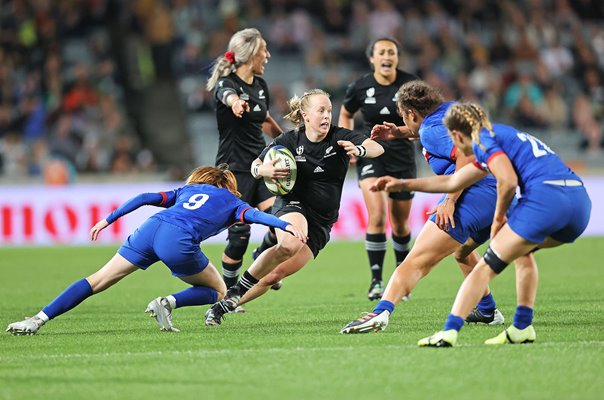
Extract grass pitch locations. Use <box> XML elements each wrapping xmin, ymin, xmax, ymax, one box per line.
<box><xmin>1</xmin><ymin>238</ymin><xmax>603</xmax><ymax>400</ymax></box>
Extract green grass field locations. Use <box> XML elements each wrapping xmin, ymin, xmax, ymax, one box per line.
<box><xmin>1</xmin><ymin>238</ymin><xmax>603</xmax><ymax>400</ymax></box>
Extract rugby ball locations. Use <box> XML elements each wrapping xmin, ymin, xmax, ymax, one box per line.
<box><xmin>263</xmin><ymin>145</ymin><xmax>297</xmax><ymax>195</ymax></box>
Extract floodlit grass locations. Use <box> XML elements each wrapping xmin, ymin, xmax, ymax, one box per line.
<box><xmin>1</xmin><ymin>239</ymin><xmax>603</xmax><ymax>400</ymax></box>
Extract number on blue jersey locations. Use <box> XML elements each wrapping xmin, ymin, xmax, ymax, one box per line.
<box><xmin>183</xmin><ymin>194</ymin><xmax>209</xmax><ymax>210</ymax></box>
<box><xmin>516</xmin><ymin>132</ymin><xmax>554</xmax><ymax>158</ymax></box>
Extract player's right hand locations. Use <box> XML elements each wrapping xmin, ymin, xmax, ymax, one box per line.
<box><xmin>90</xmin><ymin>219</ymin><xmax>109</xmax><ymax>241</ymax></box>
<box><xmin>262</xmin><ymin>158</ymin><xmax>289</xmax><ymax>179</ymax></box>
<box><xmin>231</xmin><ymin>98</ymin><xmax>250</xmax><ymax>117</ymax></box>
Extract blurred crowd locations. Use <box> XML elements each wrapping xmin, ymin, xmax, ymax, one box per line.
<box><xmin>1</xmin><ymin>0</ymin><xmax>603</xmax><ymax>181</ymax></box>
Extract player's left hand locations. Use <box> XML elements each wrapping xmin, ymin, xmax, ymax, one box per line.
<box><xmin>337</xmin><ymin>140</ymin><xmax>360</xmax><ymax>158</ymax></box>
<box><xmin>427</xmin><ymin>197</ymin><xmax>456</xmax><ymax>231</ymax></box>
<box><xmin>90</xmin><ymin>219</ymin><xmax>109</xmax><ymax>241</ymax></box>
<box><xmin>284</xmin><ymin>224</ymin><xmax>307</xmax><ymax>243</ymax></box>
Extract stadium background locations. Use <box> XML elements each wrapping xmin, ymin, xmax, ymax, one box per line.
<box><xmin>1</xmin><ymin>0</ymin><xmax>603</xmax><ymax>246</ymax></box>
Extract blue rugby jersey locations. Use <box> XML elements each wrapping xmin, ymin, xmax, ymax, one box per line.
<box><xmin>106</xmin><ymin>184</ymin><xmax>288</xmax><ymax>242</ymax></box>
<box><xmin>472</xmin><ymin>124</ymin><xmax>580</xmax><ymax>193</ymax></box>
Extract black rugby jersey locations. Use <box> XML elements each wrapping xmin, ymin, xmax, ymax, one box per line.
<box><xmin>342</xmin><ymin>70</ymin><xmax>417</xmax><ymax>162</ymax></box>
<box><xmin>259</xmin><ymin>125</ymin><xmax>367</xmax><ymax>225</ymax></box>
<box><xmin>214</xmin><ymin>73</ymin><xmax>271</xmax><ymax>172</ymax></box>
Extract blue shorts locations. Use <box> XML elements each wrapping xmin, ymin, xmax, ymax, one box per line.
<box><xmin>118</xmin><ymin>217</ymin><xmax>209</xmax><ymax>277</ymax></box>
<box><xmin>430</xmin><ymin>183</ymin><xmax>497</xmax><ymax>245</ymax></box>
<box><xmin>508</xmin><ymin>184</ymin><xmax>591</xmax><ymax>244</ymax></box>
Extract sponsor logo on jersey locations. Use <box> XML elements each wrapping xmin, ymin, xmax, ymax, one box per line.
<box><xmin>379</xmin><ymin>107</ymin><xmax>390</xmax><ymax>115</ymax></box>
<box><xmin>258</xmin><ymin>89</ymin><xmax>265</xmax><ymax>99</ymax></box>
<box><xmin>253</xmin><ymin>104</ymin><xmax>261</xmax><ymax>111</ymax></box>
<box><xmin>324</xmin><ymin>145</ymin><xmax>336</xmax><ymax>158</ymax></box>
<box><xmin>218</xmin><ymin>80</ymin><xmax>224</xmax><ymax>87</ymax></box>
<box><xmin>392</xmin><ymin>92</ymin><xmax>398</xmax><ymax>102</ymax></box>
<box><xmin>361</xmin><ymin>164</ymin><xmax>374</xmax><ymax>176</ymax></box>
<box><xmin>364</xmin><ymin>87</ymin><xmax>376</xmax><ymax>104</ymax></box>
<box><xmin>240</xmin><ymin>91</ymin><xmax>249</xmax><ymax>101</ymax></box>
<box><xmin>313</xmin><ymin>166</ymin><xmax>324</xmax><ymax>173</ymax></box>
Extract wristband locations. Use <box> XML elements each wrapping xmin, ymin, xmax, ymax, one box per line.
<box><xmin>356</xmin><ymin>145</ymin><xmax>367</xmax><ymax>158</ymax></box>
<box><xmin>251</xmin><ymin>163</ymin><xmax>261</xmax><ymax>179</ymax></box>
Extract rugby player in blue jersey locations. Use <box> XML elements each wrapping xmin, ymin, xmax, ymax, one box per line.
<box><xmin>6</xmin><ymin>164</ymin><xmax>305</xmax><ymax>335</ymax></box>
<box><xmin>341</xmin><ymin>80</ymin><xmax>536</xmax><ymax>334</ymax></box>
<box><xmin>373</xmin><ymin>102</ymin><xmax>591</xmax><ymax>346</ymax></box>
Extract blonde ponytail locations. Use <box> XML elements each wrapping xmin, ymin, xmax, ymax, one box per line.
<box><xmin>206</xmin><ymin>28</ymin><xmax>264</xmax><ymax>91</ymax></box>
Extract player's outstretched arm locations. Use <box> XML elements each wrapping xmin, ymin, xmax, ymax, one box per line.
<box><xmin>371</xmin><ymin>163</ymin><xmax>487</xmax><ymax>193</ymax></box>
<box><xmin>337</xmin><ymin>139</ymin><xmax>384</xmax><ymax>158</ymax></box>
<box><xmin>241</xmin><ymin>208</ymin><xmax>306</xmax><ymax>243</ymax></box>
<box><xmin>370</xmin><ymin>122</ymin><xmax>419</xmax><ymax>141</ymax></box>
<box><xmin>91</xmin><ymin>192</ymin><xmax>167</xmax><ymax>240</ymax></box>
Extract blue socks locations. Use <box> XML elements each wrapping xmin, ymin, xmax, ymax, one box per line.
<box><xmin>513</xmin><ymin>305</ymin><xmax>533</xmax><ymax>329</ymax></box>
<box><xmin>477</xmin><ymin>293</ymin><xmax>496</xmax><ymax>316</ymax></box>
<box><xmin>42</xmin><ymin>278</ymin><xmax>93</xmax><ymax>320</ymax></box>
<box><xmin>443</xmin><ymin>313</ymin><xmax>465</xmax><ymax>332</ymax></box>
<box><xmin>172</xmin><ymin>286</ymin><xmax>218</xmax><ymax>308</ymax></box>
<box><xmin>373</xmin><ymin>300</ymin><xmax>395</xmax><ymax>315</ymax></box>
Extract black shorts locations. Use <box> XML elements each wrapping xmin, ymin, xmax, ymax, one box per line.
<box><xmin>234</xmin><ymin>171</ymin><xmax>274</xmax><ymax>208</ymax></box>
<box><xmin>272</xmin><ymin>199</ymin><xmax>331</xmax><ymax>258</ymax></box>
<box><xmin>356</xmin><ymin>156</ymin><xmax>416</xmax><ymax>200</ymax></box>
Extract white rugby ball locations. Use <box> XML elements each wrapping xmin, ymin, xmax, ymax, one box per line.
<box><xmin>263</xmin><ymin>145</ymin><xmax>297</xmax><ymax>195</ymax></box>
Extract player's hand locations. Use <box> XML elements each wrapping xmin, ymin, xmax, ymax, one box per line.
<box><xmin>370</xmin><ymin>122</ymin><xmax>399</xmax><ymax>141</ymax></box>
<box><xmin>90</xmin><ymin>219</ymin><xmax>109</xmax><ymax>241</ymax></box>
<box><xmin>261</xmin><ymin>158</ymin><xmax>289</xmax><ymax>179</ymax></box>
<box><xmin>336</xmin><ymin>140</ymin><xmax>360</xmax><ymax>158</ymax></box>
<box><xmin>427</xmin><ymin>197</ymin><xmax>456</xmax><ymax>231</ymax></box>
<box><xmin>490</xmin><ymin>215</ymin><xmax>507</xmax><ymax>239</ymax></box>
<box><xmin>231</xmin><ymin>98</ymin><xmax>250</xmax><ymax>118</ymax></box>
<box><xmin>370</xmin><ymin>176</ymin><xmax>406</xmax><ymax>192</ymax></box>
<box><xmin>284</xmin><ymin>224</ymin><xmax>307</xmax><ymax>243</ymax></box>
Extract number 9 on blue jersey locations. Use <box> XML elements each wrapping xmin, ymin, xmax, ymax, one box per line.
<box><xmin>264</xmin><ymin>145</ymin><xmax>297</xmax><ymax>195</ymax></box>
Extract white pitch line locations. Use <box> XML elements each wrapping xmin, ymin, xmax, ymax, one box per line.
<box><xmin>1</xmin><ymin>341</ymin><xmax>603</xmax><ymax>361</ymax></box>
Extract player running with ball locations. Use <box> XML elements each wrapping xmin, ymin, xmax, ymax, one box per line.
<box><xmin>204</xmin><ymin>89</ymin><xmax>384</xmax><ymax>326</ymax></box>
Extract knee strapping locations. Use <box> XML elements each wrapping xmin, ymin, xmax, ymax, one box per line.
<box><xmin>225</xmin><ymin>224</ymin><xmax>251</xmax><ymax>260</ymax></box>
<box><xmin>483</xmin><ymin>246</ymin><xmax>509</xmax><ymax>274</ymax></box>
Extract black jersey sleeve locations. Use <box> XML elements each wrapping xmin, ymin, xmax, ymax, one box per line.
<box><xmin>342</xmin><ymin>80</ymin><xmax>361</xmax><ymax>114</ymax></box>
<box><xmin>215</xmin><ymin>76</ymin><xmax>238</xmax><ymax>105</ymax></box>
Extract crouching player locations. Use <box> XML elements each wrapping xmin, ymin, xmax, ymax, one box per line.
<box><xmin>6</xmin><ymin>164</ymin><xmax>305</xmax><ymax>335</ymax></box>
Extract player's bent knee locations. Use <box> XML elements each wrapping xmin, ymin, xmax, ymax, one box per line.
<box><xmin>484</xmin><ymin>246</ymin><xmax>509</xmax><ymax>274</ymax></box>
<box><xmin>274</xmin><ymin>240</ymin><xmax>303</xmax><ymax>259</ymax></box>
<box><xmin>224</xmin><ymin>224</ymin><xmax>251</xmax><ymax>260</ymax></box>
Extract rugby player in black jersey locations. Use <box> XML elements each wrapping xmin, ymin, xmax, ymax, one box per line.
<box><xmin>339</xmin><ymin>37</ymin><xmax>418</xmax><ymax>300</ymax></box>
<box><xmin>205</xmin><ymin>89</ymin><xmax>384</xmax><ymax>325</ymax></box>
<box><xmin>206</xmin><ymin>28</ymin><xmax>283</xmax><ymax>295</ymax></box>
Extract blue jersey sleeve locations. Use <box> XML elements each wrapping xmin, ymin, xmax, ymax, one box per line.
<box><xmin>235</xmin><ymin>203</ymin><xmax>289</xmax><ymax>231</ymax></box>
<box><xmin>473</xmin><ymin>129</ymin><xmax>505</xmax><ymax>168</ymax></box>
<box><xmin>105</xmin><ymin>190</ymin><xmax>177</xmax><ymax>224</ymax></box>
<box><xmin>421</xmin><ymin>124</ymin><xmax>455</xmax><ymax>159</ymax></box>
